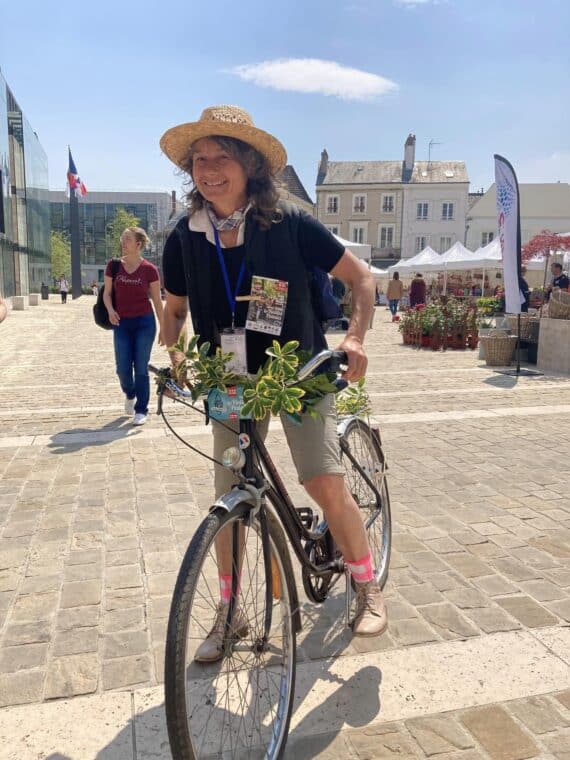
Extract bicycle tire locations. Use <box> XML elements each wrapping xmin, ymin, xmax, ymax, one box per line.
<box><xmin>165</xmin><ymin>504</ymin><xmax>297</xmax><ymax>760</ymax></box>
<box><xmin>339</xmin><ymin>418</ymin><xmax>392</xmax><ymax>589</ymax></box>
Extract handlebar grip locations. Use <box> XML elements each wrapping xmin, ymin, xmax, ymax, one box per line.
<box><xmin>327</xmin><ymin>351</ymin><xmax>349</xmax><ymax>373</ymax></box>
<box><xmin>148</xmin><ymin>364</ymin><xmax>160</xmax><ymax>375</ymax></box>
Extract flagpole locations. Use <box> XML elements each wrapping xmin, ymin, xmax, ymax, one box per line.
<box><xmin>69</xmin><ymin>189</ymin><xmax>82</xmax><ymax>299</ymax></box>
<box><xmin>68</xmin><ymin>146</ymin><xmax>82</xmax><ymax>299</ymax></box>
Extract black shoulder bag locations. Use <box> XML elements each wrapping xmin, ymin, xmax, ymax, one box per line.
<box><xmin>93</xmin><ymin>259</ymin><xmax>120</xmax><ymax>330</ymax></box>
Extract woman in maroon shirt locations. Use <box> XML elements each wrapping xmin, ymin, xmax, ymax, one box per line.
<box><xmin>103</xmin><ymin>227</ymin><xmax>163</xmax><ymax>425</ymax></box>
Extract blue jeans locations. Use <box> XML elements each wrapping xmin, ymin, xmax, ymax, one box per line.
<box><xmin>113</xmin><ymin>313</ymin><xmax>156</xmax><ymax>414</ymax></box>
<box><xmin>389</xmin><ymin>299</ymin><xmax>400</xmax><ymax>316</ymax></box>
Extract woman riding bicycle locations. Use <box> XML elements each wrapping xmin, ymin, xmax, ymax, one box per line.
<box><xmin>160</xmin><ymin>105</ymin><xmax>387</xmax><ymax>662</ymax></box>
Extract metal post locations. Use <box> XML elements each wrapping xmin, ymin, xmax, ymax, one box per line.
<box><xmin>69</xmin><ymin>191</ymin><xmax>82</xmax><ymax>299</ymax></box>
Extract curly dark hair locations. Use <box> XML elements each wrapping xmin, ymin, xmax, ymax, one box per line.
<box><xmin>179</xmin><ymin>136</ymin><xmax>282</xmax><ymax>230</ymax></box>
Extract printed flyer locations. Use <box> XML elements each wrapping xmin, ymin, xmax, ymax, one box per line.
<box><xmin>245</xmin><ymin>276</ymin><xmax>288</xmax><ymax>336</ymax></box>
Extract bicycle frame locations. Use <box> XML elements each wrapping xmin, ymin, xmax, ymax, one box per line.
<box><xmin>218</xmin><ymin>413</ymin><xmax>385</xmax><ymax>569</ymax></box>
<box><xmin>220</xmin><ymin>418</ymin><xmax>343</xmax><ymax>578</ymax></box>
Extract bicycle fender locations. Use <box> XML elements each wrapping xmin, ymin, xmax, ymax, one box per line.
<box><xmin>211</xmin><ymin>486</ymin><xmax>258</xmax><ymax>514</ymax></box>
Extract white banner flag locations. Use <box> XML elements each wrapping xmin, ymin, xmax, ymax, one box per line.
<box><xmin>494</xmin><ymin>155</ymin><xmax>522</xmax><ymax>314</ymax></box>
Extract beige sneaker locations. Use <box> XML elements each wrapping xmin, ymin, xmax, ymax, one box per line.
<box><xmin>352</xmin><ymin>581</ymin><xmax>388</xmax><ymax>637</ymax></box>
<box><xmin>194</xmin><ymin>602</ymin><xmax>249</xmax><ymax>663</ymax></box>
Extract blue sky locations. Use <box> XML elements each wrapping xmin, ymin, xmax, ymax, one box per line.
<box><xmin>2</xmin><ymin>0</ymin><xmax>569</xmax><ymax>200</ymax></box>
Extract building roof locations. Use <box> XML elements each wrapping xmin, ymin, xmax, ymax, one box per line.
<box><xmin>469</xmin><ymin>183</ymin><xmax>570</xmax><ymax>218</ymax></box>
<box><xmin>318</xmin><ymin>160</ymin><xmax>468</xmax><ymax>186</ymax></box>
<box><xmin>48</xmin><ymin>190</ymin><xmax>173</xmax><ymax>203</ymax></box>
<box><xmin>278</xmin><ymin>165</ymin><xmax>314</xmax><ymax>205</ymax></box>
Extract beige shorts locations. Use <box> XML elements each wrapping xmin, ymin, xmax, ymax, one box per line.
<box><xmin>212</xmin><ymin>394</ymin><xmax>344</xmax><ymax>498</ymax></box>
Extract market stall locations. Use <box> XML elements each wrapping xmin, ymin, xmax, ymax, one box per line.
<box><xmin>333</xmin><ymin>234</ymin><xmax>372</xmax><ymax>262</ymax></box>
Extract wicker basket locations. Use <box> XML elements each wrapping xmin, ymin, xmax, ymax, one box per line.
<box><xmin>549</xmin><ymin>290</ymin><xmax>570</xmax><ymax>320</ymax></box>
<box><xmin>506</xmin><ymin>314</ymin><xmax>537</xmax><ymax>339</ymax></box>
<box><xmin>555</xmin><ymin>289</ymin><xmax>570</xmax><ymax>304</ymax></box>
<box><xmin>479</xmin><ymin>330</ymin><xmax>518</xmax><ymax>366</ymax></box>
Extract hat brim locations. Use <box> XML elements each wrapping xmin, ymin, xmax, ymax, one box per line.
<box><xmin>160</xmin><ymin>120</ymin><xmax>287</xmax><ymax>174</ymax></box>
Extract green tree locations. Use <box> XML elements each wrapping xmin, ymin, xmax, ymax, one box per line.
<box><xmin>51</xmin><ymin>231</ymin><xmax>71</xmax><ymax>280</ymax></box>
<box><xmin>107</xmin><ymin>208</ymin><xmax>141</xmax><ymax>257</ymax></box>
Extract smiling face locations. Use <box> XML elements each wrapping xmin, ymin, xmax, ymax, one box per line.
<box><xmin>191</xmin><ymin>137</ymin><xmax>248</xmax><ymax>216</ymax></box>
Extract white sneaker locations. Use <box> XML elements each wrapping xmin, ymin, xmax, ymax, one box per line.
<box><xmin>132</xmin><ymin>413</ymin><xmax>147</xmax><ymax>426</ymax></box>
<box><xmin>124</xmin><ymin>397</ymin><xmax>135</xmax><ymax>415</ymax></box>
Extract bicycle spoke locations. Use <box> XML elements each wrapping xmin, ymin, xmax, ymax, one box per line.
<box><xmin>178</xmin><ymin>510</ymin><xmax>294</xmax><ymax>758</ymax></box>
<box><xmin>340</xmin><ymin>421</ymin><xmax>391</xmax><ymax>586</ymax></box>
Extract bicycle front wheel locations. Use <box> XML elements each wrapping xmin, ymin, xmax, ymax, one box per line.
<box><xmin>165</xmin><ymin>504</ymin><xmax>296</xmax><ymax>760</ymax></box>
<box><xmin>339</xmin><ymin>418</ymin><xmax>392</xmax><ymax>589</ymax></box>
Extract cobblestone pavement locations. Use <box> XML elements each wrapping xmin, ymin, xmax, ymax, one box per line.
<box><xmin>1</xmin><ymin>296</ymin><xmax>570</xmax><ymax>758</ymax></box>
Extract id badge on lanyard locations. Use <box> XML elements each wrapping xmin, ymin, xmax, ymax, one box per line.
<box><xmin>214</xmin><ymin>227</ymin><xmax>248</xmax><ymax>375</ymax></box>
<box><xmin>221</xmin><ymin>328</ymin><xmax>248</xmax><ymax>375</ymax></box>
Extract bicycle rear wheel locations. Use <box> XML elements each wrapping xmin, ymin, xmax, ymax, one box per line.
<box><xmin>165</xmin><ymin>504</ymin><xmax>296</xmax><ymax>760</ymax></box>
<box><xmin>339</xmin><ymin>418</ymin><xmax>391</xmax><ymax>589</ymax></box>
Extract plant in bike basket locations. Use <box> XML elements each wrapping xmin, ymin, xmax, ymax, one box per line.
<box><xmin>335</xmin><ymin>378</ymin><xmax>372</xmax><ymax>418</ymax></box>
<box><xmin>167</xmin><ymin>335</ymin><xmax>344</xmax><ymax>421</ymax></box>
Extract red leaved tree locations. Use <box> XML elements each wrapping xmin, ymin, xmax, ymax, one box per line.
<box><xmin>522</xmin><ymin>230</ymin><xmax>570</xmax><ymax>262</ymax></box>
<box><xmin>522</xmin><ymin>230</ymin><xmax>570</xmax><ymax>311</ymax></box>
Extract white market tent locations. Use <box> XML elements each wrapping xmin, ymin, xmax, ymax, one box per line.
<box><xmin>421</xmin><ymin>242</ymin><xmax>479</xmax><ymax>272</ymax></box>
<box><xmin>387</xmin><ymin>246</ymin><xmax>442</xmax><ymax>273</ymax></box>
<box><xmin>370</xmin><ymin>265</ymin><xmax>389</xmax><ymax>279</ymax></box>
<box><xmin>334</xmin><ymin>234</ymin><xmax>372</xmax><ymax>261</ymax></box>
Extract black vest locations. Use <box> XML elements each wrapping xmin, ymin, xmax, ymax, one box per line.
<box><xmin>174</xmin><ymin>202</ymin><xmax>326</xmax><ymax>359</ymax></box>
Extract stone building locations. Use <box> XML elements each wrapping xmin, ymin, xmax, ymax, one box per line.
<box><xmin>315</xmin><ymin>135</ymin><xmax>469</xmax><ymax>265</ymax></box>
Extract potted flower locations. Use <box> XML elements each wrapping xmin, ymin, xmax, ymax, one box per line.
<box><xmin>478</xmin><ymin>316</ymin><xmax>494</xmax><ymax>358</ymax></box>
<box><xmin>467</xmin><ymin>307</ymin><xmax>479</xmax><ymax>350</ymax></box>
<box><xmin>398</xmin><ymin>310</ymin><xmax>414</xmax><ymax>345</ymax></box>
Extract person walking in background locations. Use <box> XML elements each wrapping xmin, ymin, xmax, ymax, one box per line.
<box><xmin>519</xmin><ymin>266</ymin><xmax>530</xmax><ymax>312</ymax></box>
<box><xmin>58</xmin><ymin>274</ymin><xmax>70</xmax><ymax>303</ymax></box>
<box><xmin>386</xmin><ymin>271</ymin><xmax>403</xmax><ymax>321</ymax></box>
<box><xmin>409</xmin><ymin>272</ymin><xmax>426</xmax><ymax>308</ymax></box>
<box><xmin>103</xmin><ymin>227</ymin><xmax>163</xmax><ymax>426</ymax></box>
<box><xmin>91</xmin><ymin>281</ymin><xmax>99</xmax><ymax>296</ymax></box>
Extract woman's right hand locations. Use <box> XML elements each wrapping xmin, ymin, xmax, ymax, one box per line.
<box><xmin>108</xmin><ymin>309</ymin><xmax>120</xmax><ymax>326</ymax></box>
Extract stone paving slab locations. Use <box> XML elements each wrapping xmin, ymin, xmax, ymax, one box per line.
<box><xmin>2</xmin><ymin>297</ymin><xmax>570</xmax><ymax>757</ymax></box>
<box><xmin>1</xmin><ymin>633</ymin><xmax>570</xmax><ymax>758</ymax></box>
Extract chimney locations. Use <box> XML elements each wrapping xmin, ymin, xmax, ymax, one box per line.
<box><xmin>316</xmin><ymin>148</ymin><xmax>329</xmax><ymax>186</ymax></box>
<box><xmin>404</xmin><ymin>134</ymin><xmax>416</xmax><ymax>172</ymax></box>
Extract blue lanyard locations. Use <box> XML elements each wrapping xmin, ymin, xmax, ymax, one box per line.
<box><xmin>213</xmin><ymin>227</ymin><xmax>246</xmax><ymax>328</ymax></box>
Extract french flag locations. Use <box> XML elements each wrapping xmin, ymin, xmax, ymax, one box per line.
<box><xmin>67</xmin><ymin>148</ymin><xmax>87</xmax><ymax>197</ymax></box>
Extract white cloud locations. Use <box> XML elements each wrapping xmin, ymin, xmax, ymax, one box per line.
<box><xmin>395</xmin><ymin>0</ymin><xmax>438</xmax><ymax>6</ymax></box>
<box><xmin>229</xmin><ymin>59</ymin><xmax>398</xmax><ymax>102</ymax></box>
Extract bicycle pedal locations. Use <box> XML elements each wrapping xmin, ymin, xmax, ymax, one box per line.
<box><xmin>296</xmin><ymin>507</ymin><xmax>316</xmax><ymax>530</ymax></box>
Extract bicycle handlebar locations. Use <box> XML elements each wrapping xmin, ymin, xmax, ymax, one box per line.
<box><xmin>149</xmin><ymin>349</ymin><xmax>349</xmax><ymax>402</ymax></box>
<box><xmin>295</xmin><ymin>350</ymin><xmax>348</xmax><ymax>382</ymax></box>
<box><xmin>148</xmin><ymin>364</ymin><xmax>193</xmax><ymax>399</ymax></box>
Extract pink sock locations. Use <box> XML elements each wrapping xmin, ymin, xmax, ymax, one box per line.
<box><xmin>345</xmin><ymin>553</ymin><xmax>375</xmax><ymax>584</ymax></box>
<box><xmin>219</xmin><ymin>574</ymin><xmax>241</xmax><ymax>604</ymax></box>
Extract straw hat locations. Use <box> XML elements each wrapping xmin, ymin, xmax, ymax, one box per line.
<box><xmin>160</xmin><ymin>105</ymin><xmax>287</xmax><ymax>174</ymax></box>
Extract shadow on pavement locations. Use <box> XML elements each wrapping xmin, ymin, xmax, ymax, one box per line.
<box><xmin>85</xmin><ymin>605</ymin><xmax>383</xmax><ymax>759</ymax></box>
<box><xmin>47</xmin><ymin>417</ymin><xmax>139</xmax><ymax>454</ymax></box>
<box><xmin>482</xmin><ymin>374</ymin><xmax>519</xmax><ymax>388</ymax></box>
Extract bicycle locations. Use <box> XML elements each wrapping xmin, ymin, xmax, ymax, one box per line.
<box><xmin>149</xmin><ymin>349</ymin><xmax>392</xmax><ymax>760</ymax></box>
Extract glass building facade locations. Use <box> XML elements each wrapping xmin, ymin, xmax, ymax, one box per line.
<box><xmin>50</xmin><ymin>191</ymin><xmax>177</xmax><ymax>284</ymax></box>
<box><xmin>0</xmin><ymin>71</ymin><xmax>50</xmax><ymax>297</ymax></box>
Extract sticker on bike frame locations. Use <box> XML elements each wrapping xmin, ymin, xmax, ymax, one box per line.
<box><xmin>238</xmin><ymin>433</ymin><xmax>251</xmax><ymax>450</ymax></box>
<box><xmin>207</xmin><ymin>386</ymin><xmax>251</xmax><ymax>422</ymax></box>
